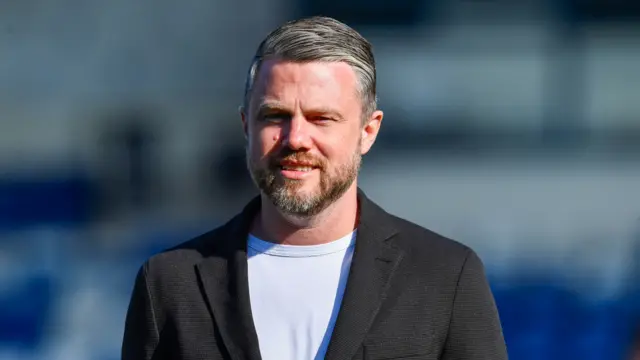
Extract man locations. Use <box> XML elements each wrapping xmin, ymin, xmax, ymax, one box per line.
<box><xmin>122</xmin><ymin>16</ymin><xmax>507</xmax><ymax>360</ymax></box>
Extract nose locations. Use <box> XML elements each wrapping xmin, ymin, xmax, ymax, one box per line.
<box><xmin>282</xmin><ymin>115</ymin><xmax>312</xmax><ymax>150</ymax></box>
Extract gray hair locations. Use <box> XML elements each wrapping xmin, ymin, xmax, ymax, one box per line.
<box><xmin>242</xmin><ymin>16</ymin><xmax>377</xmax><ymax>121</ymax></box>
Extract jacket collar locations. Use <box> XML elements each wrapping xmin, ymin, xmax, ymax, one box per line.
<box><xmin>196</xmin><ymin>188</ymin><xmax>404</xmax><ymax>360</ymax></box>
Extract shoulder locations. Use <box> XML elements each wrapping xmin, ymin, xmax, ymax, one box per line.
<box><xmin>390</xmin><ymin>214</ymin><xmax>470</xmax><ymax>258</ymax></box>
<box><xmin>360</xmin><ymin>190</ymin><xmax>482</xmax><ymax>277</ymax></box>
<box><xmin>384</xmin><ymin>212</ymin><xmax>481</xmax><ymax>277</ymax></box>
<box><xmin>359</xmin><ymin>190</ymin><xmax>474</xmax><ymax>267</ymax></box>
<box><xmin>140</xmin><ymin>215</ymin><xmax>238</xmax><ymax>278</ymax></box>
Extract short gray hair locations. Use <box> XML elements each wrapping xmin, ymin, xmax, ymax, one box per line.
<box><xmin>243</xmin><ymin>16</ymin><xmax>377</xmax><ymax>121</ymax></box>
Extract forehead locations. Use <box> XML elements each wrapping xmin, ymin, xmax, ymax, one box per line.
<box><xmin>251</xmin><ymin>60</ymin><xmax>360</xmax><ymax>112</ymax></box>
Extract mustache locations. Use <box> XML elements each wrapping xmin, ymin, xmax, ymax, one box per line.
<box><xmin>267</xmin><ymin>150</ymin><xmax>324</xmax><ymax>169</ymax></box>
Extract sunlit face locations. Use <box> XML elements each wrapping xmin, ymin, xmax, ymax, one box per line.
<box><xmin>242</xmin><ymin>60</ymin><xmax>382</xmax><ymax>217</ymax></box>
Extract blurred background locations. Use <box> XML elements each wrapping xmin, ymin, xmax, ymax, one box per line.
<box><xmin>1</xmin><ymin>0</ymin><xmax>640</xmax><ymax>359</ymax></box>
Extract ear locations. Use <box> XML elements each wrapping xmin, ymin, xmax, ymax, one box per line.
<box><xmin>360</xmin><ymin>110</ymin><xmax>383</xmax><ymax>155</ymax></box>
<box><xmin>239</xmin><ymin>105</ymin><xmax>248</xmax><ymax>139</ymax></box>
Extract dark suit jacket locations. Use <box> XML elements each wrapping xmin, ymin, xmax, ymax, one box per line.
<box><xmin>122</xmin><ymin>190</ymin><xmax>508</xmax><ymax>360</ymax></box>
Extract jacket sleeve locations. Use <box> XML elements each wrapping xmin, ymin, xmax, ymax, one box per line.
<box><xmin>440</xmin><ymin>249</ymin><xmax>508</xmax><ymax>360</ymax></box>
<box><xmin>122</xmin><ymin>264</ymin><xmax>161</xmax><ymax>360</ymax></box>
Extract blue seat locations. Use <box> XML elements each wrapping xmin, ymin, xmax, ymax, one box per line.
<box><xmin>553</xmin><ymin>304</ymin><xmax>618</xmax><ymax>359</ymax></box>
<box><xmin>0</xmin><ymin>275</ymin><xmax>54</xmax><ymax>349</ymax></box>
<box><xmin>495</xmin><ymin>284</ymin><xmax>568</xmax><ymax>333</ymax></box>
<box><xmin>0</xmin><ymin>174</ymin><xmax>94</xmax><ymax>231</ymax></box>
<box><xmin>493</xmin><ymin>277</ymin><xmax>638</xmax><ymax>360</ymax></box>
<box><xmin>505</xmin><ymin>330</ymin><xmax>556</xmax><ymax>360</ymax></box>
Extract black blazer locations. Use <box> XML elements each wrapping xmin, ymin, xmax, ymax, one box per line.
<box><xmin>122</xmin><ymin>190</ymin><xmax>507</xmax><ymax>360</ymax></box>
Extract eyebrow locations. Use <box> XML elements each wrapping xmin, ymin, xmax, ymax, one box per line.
<box><xmin>256</xmin><ymin>101</ymin><xmax>289</xmax><ymax>116</ymax></box>
<box><xmin>256</xmin><ymin>101</ymin><xmax>344</xmax><ymax>121</ymax></box>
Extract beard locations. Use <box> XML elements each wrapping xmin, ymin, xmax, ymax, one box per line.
<box><xmin>247</xmin><ymin>144</ymin><xmax>361</xmax><ymax>217</ymax></box>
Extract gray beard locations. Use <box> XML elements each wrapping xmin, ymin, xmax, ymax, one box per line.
<box><xmin>247</xmin><ymin>150</ymin><xmax>361</xmax><ymax>217</ymax></box>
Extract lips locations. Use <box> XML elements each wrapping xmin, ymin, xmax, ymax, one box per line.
<box><xmin>278</xmin><ymin>160</ymin><xmax>318</xmax><ymax>172</ymax></box>
<box><xmin>275</xmin><ymin>159</ymin><xmax>320</xmax><ymax>181</ymax></box>
<box><xmin>281</xmin><ymin>165</ymin><xmax>314</xmax><ymax>172</ymax></box>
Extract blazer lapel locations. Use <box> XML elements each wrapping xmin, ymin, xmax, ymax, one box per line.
<box><xmin>324</xmin><ymin>190</ymin><xmax>405</xmax><ymax>360</ymax></box>
<box><xmin>194</xmin><ymin>190</ymin><xmax>404</xmax><ymax>360</ymax></box>
<box><xmin>196</xmin><ymin>197</ymin><xmax>262</xmax><ymax>360</ymax></box>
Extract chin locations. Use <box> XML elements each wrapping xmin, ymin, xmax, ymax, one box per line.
<box><xmin>284</xmin><ymin>184</ymin><xmax>316</xmax><ymax>197</ymax></box>
<box><xmin>280</xmin><ymin>175</ymin><xmax>316</xmax><ymax>187</ymax></box>
<box><xmin>280</xmin><ymin>183</ymin><xmax>320</xmax><ymax>199</ymax></box>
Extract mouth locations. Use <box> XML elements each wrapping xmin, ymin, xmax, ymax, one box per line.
<box><xmin>280</xmin><ymin>165</ymin><xmax>315</xmax><ymax>172</ymax></box>
<box><xmin>277</xmin><ymin>161</ymin><xmax>319</xmax><ymax>179</ymax></box>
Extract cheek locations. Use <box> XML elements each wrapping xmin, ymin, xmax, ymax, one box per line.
<box><xmin>322</xmin><ymin>136</ymin><xmax>359</xmax><ymax>165</ymax></box>
<box><xmin>250</xmin><ymin>128</ymin><xmax>280</xmax><ymax>155</ymax></box>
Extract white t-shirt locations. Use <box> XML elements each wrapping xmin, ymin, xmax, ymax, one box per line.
<box><xmin>247</xmin><ymin>230</ymin><xmax>356</xmax><ymax>360</ymax></box>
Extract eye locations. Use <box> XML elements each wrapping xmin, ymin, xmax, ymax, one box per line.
<box><xmin>310</xmin><ymin>116</ymin><xmax>333</xmax><ymax>123</ymax></box>
<box><xmin>261</xmin><ymin>113</ymin><xmax>289</xmax><ymax>123</ymax></box>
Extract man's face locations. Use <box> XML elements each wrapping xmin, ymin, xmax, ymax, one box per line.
<box><xmin>242</xmin><ymin>60</ymin><xmax>382</xmax><ymax>217</ymax></box>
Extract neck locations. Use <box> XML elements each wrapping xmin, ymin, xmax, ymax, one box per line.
<box><xmin>252</xmin><ymin>184</ymin><xmax>359</xmax><ymax>246</ymax></box>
